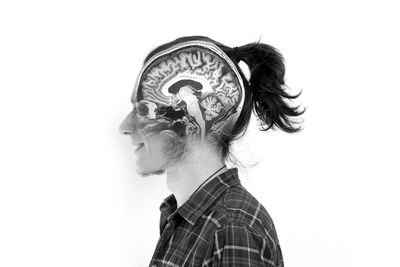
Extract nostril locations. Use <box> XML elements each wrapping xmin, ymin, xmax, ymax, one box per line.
<box><xmin>119</xmin><ymin>126</ymin><xmax>131</xmax><ymax>135</ymax></box>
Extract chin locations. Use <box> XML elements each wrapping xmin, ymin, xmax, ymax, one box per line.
<box><xmin>135</xmin><ymin>146</ymin><xmax>174</xmax><ymax>176</ymax></box>
<box><xmin>137</xmin><ymin>169</ymin><xmax>165</xmax><ymax>177</ymax></box>
<box><xmin>136</xmin><ymin>162</ymin><xmax>166</xmax><ymax>177</ymax></box>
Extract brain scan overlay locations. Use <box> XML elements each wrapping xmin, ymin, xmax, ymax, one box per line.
<box><xmin>133</xmin><ymin>45</ymin><xmax>243</xmax><ymax>142</ymax></box>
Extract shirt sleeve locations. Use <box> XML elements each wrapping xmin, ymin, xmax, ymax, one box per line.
<box><xmin>202</xmin><ymin>224</ymin><xmax>284</xmax><ymax>267</ymax></box>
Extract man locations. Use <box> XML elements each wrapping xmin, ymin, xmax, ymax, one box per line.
<box><xmin>120</xmin><ymin>36</ymin><xmax>303</xmax><ymax>266</ymax></box>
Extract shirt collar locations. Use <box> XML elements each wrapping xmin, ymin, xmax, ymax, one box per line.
<box><xmin>159</xmin><ymin>168</ymin><xmax>241</xmax><ymax>226</ymax></box>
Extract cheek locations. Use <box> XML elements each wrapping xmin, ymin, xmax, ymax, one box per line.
<box><xmin>136</xmin><ymin>140</ymin><xmax>164</xmax><ymax>169</ymax></box>
<box><xmin>144</xmin><ymin>134</ymin><xmax>170</xmax><ymax>158</ymax></box>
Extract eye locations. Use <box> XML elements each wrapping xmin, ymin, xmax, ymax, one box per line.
<box><xmin>137</xmin><ymin>102</ymin><xmax>149</xmax><ymax>117</ymax></box>
<box><xmin>132</xmin><ymin>106</ymin><xmax>154</xmax><ymax>128</ymax></box>
<box><xmin>134</xmin><ymin>100</ymin><xmax>160</xmax><ymax>120</ymax></box>
<box><xmin>132</xmin><ymin>105</ymin><xmax>149</xmax><ymax>121</ymax></box>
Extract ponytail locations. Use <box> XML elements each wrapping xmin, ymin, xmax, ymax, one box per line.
<box><xmin>227</xmin><ymin>42</ymin><xmax>304</xmax><ymax>135</ymax></box>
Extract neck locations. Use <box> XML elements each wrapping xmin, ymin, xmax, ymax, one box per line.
<box><xmin>165</xmin><ymin>142</ymin><xmax>226</xmax><ymax>208</ymax></box>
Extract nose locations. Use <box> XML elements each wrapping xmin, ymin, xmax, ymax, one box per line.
<box><xmin>119</xmin><ymin>111</ymin><xmax>137</xmax><ymax>135</ymax></box>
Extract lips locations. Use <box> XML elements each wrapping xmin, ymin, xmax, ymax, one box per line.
<box><xmin>135</xmin><ymin>143</ymin><xmax>144</xmax><ymax>153</ymax></box>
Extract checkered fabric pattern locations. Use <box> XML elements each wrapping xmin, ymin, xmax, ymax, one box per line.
<box><xmin>149</xmin><ymin>168</ymin><xmax>284</xmax><ymax>267</ymax></box>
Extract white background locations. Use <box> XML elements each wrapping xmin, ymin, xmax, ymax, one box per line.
<box><xmin>1</xmin><ymin>0</ymin><xmax>399</xmax><ymax>266</ymax></box>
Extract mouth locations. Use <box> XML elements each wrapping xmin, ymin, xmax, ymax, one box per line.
<box><xmin>135</xmin><ymin>142</ymin><xmax>145</xmax><ymax>153</ymax></box>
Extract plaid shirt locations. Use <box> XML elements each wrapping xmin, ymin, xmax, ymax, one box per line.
<box><xmin>149</xmin><ymin>168</ymin><xmax>284</xmax><ymax>267</ymax></box>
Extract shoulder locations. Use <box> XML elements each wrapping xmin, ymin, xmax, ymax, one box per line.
<box><xmin>206</xmin><ymin>186</ymin><xmax>284</xmax><ymax>266</ymax></box>
<box><xmin>212</xmin><ymin>184</ymin><xmax>279</xmax><ymax>241</ymax></box>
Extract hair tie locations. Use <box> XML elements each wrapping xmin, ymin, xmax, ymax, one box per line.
<box><xmin>237</xmin><ymin>60</ymin><xmax>251</xmax><ymax>82</ymax></box>
<box><xmin>230</xmin><ymin>46</ymin><xmax>244</xmax><ymax>63</ymax></box>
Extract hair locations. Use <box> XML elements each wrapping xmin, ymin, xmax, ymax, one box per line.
<box><xmin>144</xmin><ymin>36</ymin><xmax>305</xmax><ymax>163</ymax></box>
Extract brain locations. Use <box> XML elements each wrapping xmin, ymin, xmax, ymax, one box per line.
<box><xmin>135</xmin><ymin>46</ymin><xmax>242</xmax><ymax>139</ymax></box>
<box><xmin>139</xmin><ymin>47</ymin><xmax>240</xmax><ymax>107</ymax></box>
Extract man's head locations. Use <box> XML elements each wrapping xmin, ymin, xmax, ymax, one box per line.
<box><xmin>120</xmin><ymin>36</ymin><xmax>305</xmax><ymax>175</ymax></box>
<box><xmin>119</xmin><ymin>37</ymin><xmax>245</xmax><ymax>175</ymax></box>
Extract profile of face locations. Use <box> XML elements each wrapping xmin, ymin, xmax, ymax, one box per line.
<box><xmin>120</xmin><ymin>41</ymin><xmax>244</xmax><ymax>175</ymax></box>
<box><xmin>119</xmin><ymin>110</ymin><xmax>184</xmax><ymax>176</ymax></box>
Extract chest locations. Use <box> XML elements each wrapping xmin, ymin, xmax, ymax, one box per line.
<box><xmin>149</xmin><ymin>222</ymin><xmax>215</xmax><ymax>267</ymax></box>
